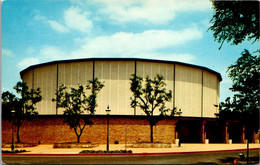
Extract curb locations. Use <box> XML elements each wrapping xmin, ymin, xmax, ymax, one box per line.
<box><xmin>2</xmin><ymin>148</ymin><xmax>260</xmax><ymax>156</ymax></box>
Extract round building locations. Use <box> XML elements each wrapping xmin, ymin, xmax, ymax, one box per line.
<box><xmin>20</xmin><ymin>58</ymin><xmax>221</xmax><ymax>117</ymax></box>
<box><xmin>4</xmin><ymin>58</ymin><xmax>257</xmax><ymax>144</ymax></box>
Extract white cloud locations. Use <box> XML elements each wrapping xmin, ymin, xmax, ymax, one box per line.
<box><xmin>17</xmin><ymin>28</ymin><xmax>201</xmax><ymax>70</ymax></box>
<box><xmin>17</xmin><ymin>46</ymin><xmax>66</xmax><ymax>70</ymax></box>
<box><xmin>34</xmin><ymin>0</ymin><xmax>210</xmax><ymax>33</ymax></box>
<box><xmin>48</xmin><ymin>20</ymin><xmax>69</xmax><ymax>33</ymax></box>
<box><xmin>2</xmin><ymin>49</ymin><xmax>14</xmax><ymax>57</ymax></box>
<box><xmin>33</xmin><ymin>7</ymin><xmax>93</xmax><ymax>33</ymax></box>
<box><xmin>64</xmin><ymin>6</ymin><xmax>93</xmax><ymax>33</ymax></box>
<box><xmin>17</xmin><ymin>58</ymin><xmax>40</xmax><ymax>70</ymax></box>
<box><xmin>39</xmin><ymin>46</ymin><xmax>66</xmax><ymax>60</ymax></box>
<box><xmin>93</xmin><ymin>0</ymin><xmax>211</xmax><ymax>24</ymax></box>
<box><xmin>135</xmin><ymin>53</ymin><xmax>196</xmax><ymax>63</ymax></box>
<box><xmin>71</xmin><ymin>28</ymin><xmax>202</xmax><ymax>58</ymax></box>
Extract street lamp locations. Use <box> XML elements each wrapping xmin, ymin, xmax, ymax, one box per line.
<box><xmin>176</xmin><ymin>108</ymin><xmax>182</xmax><ymax>116</ymax></box>
<box><xmin>106</xmin><ymin>105</ymin><xmax>111</xmax><ymax>151</ymax></box>
<box><xmin>214</xmin><ymin>104</ymin><xmax>220</xmax><ymax>118</ymax></box>
<box><xmin>11</xmin><ymin>109</ymin><xmax>15</xmax><ymax>152</ymax></box>
<box><xmin>176</xmin><ymin>109</ymin><xmax>182</xmax><ymax>147</ymax></box>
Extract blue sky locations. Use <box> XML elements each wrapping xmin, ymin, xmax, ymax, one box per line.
<box><xmin>1</xmin><ymin>0</ymin><xmax>259</xmax><ymax>102</ymax></box>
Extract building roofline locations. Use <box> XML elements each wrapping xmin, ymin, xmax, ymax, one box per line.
<box><xmin>32</xmin><ymin>114</ymin><xmax>218</xmax><ymax>119</ymax></box>
<box><xmin>20</xmin><ymin>57</ymin><xmax>222</xmax><ymax>81</ymax></box>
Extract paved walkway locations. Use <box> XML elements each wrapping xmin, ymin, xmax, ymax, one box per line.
<box><xmin>2</xmin><ymin>143</ymin><xmax>260</xmax><ymax>155</ymax></box>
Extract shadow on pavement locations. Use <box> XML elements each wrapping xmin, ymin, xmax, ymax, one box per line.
<box><xmin>218</xmin><ymin>156</ymin><xmax>259</xmax><ymax>164</ymax></box>
<box><xmin>192</xmin><ymin>162</ymin><xmax>217</xmax><ymax>164</ymax></box>
<box><xmin>218</xmin><ymin>156</ymin><xmax>237</xmax><ymax>163</ymax></box>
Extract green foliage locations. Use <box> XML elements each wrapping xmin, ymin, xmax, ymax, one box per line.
<box><xmin>1</xmin><ymin>82</ymin><xmax>42</xmax><ymax>143</ymax></box>
<box><xmin>80</xmin><ymin>150</ymin><xmax>132</xmax><ymax>154</ymax></box>
<box><xmin>2</xmin><ymin>92</ymin><xmax>19</xmax><ymax>120</ymax></box>
<box><xmin>209</xmin><ymin>1</ymin><xmax>259</xmax><ymax>49</ymax></box>
<box><xmin>86</xmin><ymin>78</ymin><xmax>105</xmax><ymax>114</ymax></box>
<box><xmin>2</xmin><ymin>149</ymin><xmax>28</xmax><ymax>153</ymax></box>
<box><xmin>130</xmin><ymin>74</ymin><xmax>174</xmax><ymax>142</ymax></box>
<box><xmin>219</xmin><ymin>50</ymin><xmax>259</xmax><ymax>132</ymax></box>
<box><xmin>130</xmin><ymin>74</ymin><xmax>173</xmax><ymax>116</ymax></box>
<box><xmin>52</xmin><ymin>78</ymin><xmax>104</xmax><ymax>143</ymax></box>
<box><xmin>209</xmin><ymin>0</ymin><xmax>259</xmax><ymax>136</ymax></box>
<box><xmin>228</xmin><ymin>50</ymin><xmax>259</xmax><ymax>103</ymax></box>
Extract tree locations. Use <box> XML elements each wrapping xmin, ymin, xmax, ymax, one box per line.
<box><xmin>130</xmin><ymin>74</ymin><xmax>174</xmax><ymax>142</ymax></box>
<box><xmin>209</xmin><ymin>0</ymin><xmax>259</xmax><ymax>49</ymax></box>
<box><xmin>219</xmin><ymin>50</ymin><xmax>259</xmax><ymax>133</ymax></box>
<box><xmin>52</xmin><ymin>78</ymin><xmax>104</xmax><ymax>143</ymax></box>
<box><xmin>86</xmin><ymin>78</ymin><xmax>105</xmax><ymax>114</ymax></box>
<box><xmin>1</xmin><ymin>82</ymin><xmax>42</xmax><ymax>143</ymax></box>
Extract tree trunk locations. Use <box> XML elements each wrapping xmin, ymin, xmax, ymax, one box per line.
<box><xmin>77</xmin><ymin>135</ymin><xmax>80</xmax><ymax>143</ymax></box>
<box><xmin>17</xmin><ymin>126</ymin><xmax>21</xmax><ymax>143</ymax></box>
<box><xmin>150</xmin><ymin>124</ymin><xmax>154</xmax><ymax>142</ymax></box>
<box><xmin>74</xmin><ymin>126</ymin><xmax>82</xmax><ymax>143</ymax></box>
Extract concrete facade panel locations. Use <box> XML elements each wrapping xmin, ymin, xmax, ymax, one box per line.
<box><xmin>203</xmin><ymin>71</ymin><xmax>219</xmax><ymax>117</ymax></box>
<box><xmin>20</xmin><ymin>59</ymin><xmax>220</xmax><ymax>117</ymax></box>
<box><xmin>22</xmin><ymin>70</ymin><xmax>33</xmax><ymax>89</ymax></box>
<box><xmin>33</xmin><ymin>64</ymin><xmax>57</xmax><ymax>114</ymax></box>
<box><xmin>95</xmin><ymin>61</ymin><xmax>109</xmax><ymax>115</ymax></box>
<box><xmin>136</xmin><ymin>61</ymin><xmax>174</xmax><ymax>115</ymax></box>
<box><xmin>175</xmin><ymin>65</ymin><xmax>202</xmax><ymax>117</ymax></box>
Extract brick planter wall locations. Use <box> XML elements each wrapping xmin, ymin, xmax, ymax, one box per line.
<box><xmin>1</xmin><ymin>143</ymin><xmax>38</xmax><ymax>148</ymax></box>
<box><xmin>132</xmin><ymin>142</ymin><xmax>171</xmax><ymax>148</ymax></box>
<box><xmin>2</xmin><ymin>115</ymin><xmax>176</xmax><ymax>144</ymax></box>
<box><xmin>53</xmin><ymin>142</ymin><xmax>99</xmax><ymax>148</ymax></box>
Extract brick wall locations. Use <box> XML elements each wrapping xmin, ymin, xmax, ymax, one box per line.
<box><xmin>2</xmin><ymin>115</ymin><xmax>176</xmax><ymax>144</ymax></box>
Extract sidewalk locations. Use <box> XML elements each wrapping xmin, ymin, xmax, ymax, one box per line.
<box><xmin>2</xmin><ymin>143</ymin><xmax>260</xmax><ymax>155</ymax></box>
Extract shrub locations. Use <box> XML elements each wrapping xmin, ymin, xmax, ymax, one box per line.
<box><xmin>2</xmin><ymin>149</ymin><xmax>28</xmax><ymax>153</ymax></box>
<box><xmin>79</xmin><ymin>150</ymin><xmax>132</xmax><ymax>154</ymax></box>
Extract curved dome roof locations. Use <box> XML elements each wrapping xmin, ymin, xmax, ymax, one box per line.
<box><xmin>20</xmin><ymin>58</ymin><xmax>222</xmax><ymax>81</ymax></box>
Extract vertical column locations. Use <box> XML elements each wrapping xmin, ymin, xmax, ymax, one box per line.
<box><xmin>93</xmin><ymin>60</ymin><xmax>95</xmax><ymax>80</ymax></box>
<box><xmin>174</xmin><ymin>119</ymin><xmax>181</xmax><ymax>145</ymax></box>
<box><xmin>56</xmin><ymin>63</ymin><xmax>59</xmax><ymax>115</ymax></box>
<box><xmin>32</xmin><ymin>69</ymin><xmax>35</xmax><ymax>89</ymax></box>
<box><xmin>252</xmin><ymin>130</ymin><xmax>259</xmax><ymax>143</ymax></box>
<box><xmin>200</xmin><ymin>120</ymin><xmax>207</xmax><ymax>143</ymax></box>
<box><xmin>134</xmin><ymin>60</ymin><xmax>137</xmax><ymax>115</ymax></box>
<box><xmin>201</xmin><ymin>70</ymin><xmax>204</xmax><ymax>117</ymax></box>
<box><xmin>241</xmin><ymin>124</ymin><xmax>246</xmax><ymax>143</ymax></box>
<box><xmin>223</xmin><ymin>121</ymin><xmax>229</xmax><ymax>143</ymax></box>
<box><xmin>173</xmin><ymin>120</ymin><xmax>178</xmax><ymax>142</ymax></box>
<box><xmin>173</xmin><ymin>64</ymin><xmax>176</xmax><ymax>109</ymax></box>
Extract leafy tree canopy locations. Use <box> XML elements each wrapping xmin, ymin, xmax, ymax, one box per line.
<box><xmin>130</xmin><ymin>74</ymin><xmax>173</xmax><ymax>116</ymax></box>
<box><xmin>209</xmin><ymin>0</ymin><xmax>259</xmax><ymax>49</ymax></box>
<box><xmin>219</xmin><ymin>50</ymin><xmax>259</xmax><ymax>131</ymax></box>
<box><xmin>228</xmin><ymin>49</ymin><xmax>259</xmax><ymax>105</ymax></box>
<box><xmin>1</xmin><ymin>82</ymin><xmax>42</xmax><ymax>143</ymax></box>
<box><xmin>52</xmin><ymin>78</ymin><xmax>104</xmax><ymax>143</ymax></box>
<box><xmin>130</xmin><ymin>74</ymin><xmax>174</xmax><ymax>142</ymax></box>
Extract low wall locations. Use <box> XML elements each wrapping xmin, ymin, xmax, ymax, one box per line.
<box><xmin>53</xmin><ymin>142</ymin><xmax>99</xmax><ymax>148</ymax></box>
<box><xmin>132</xmin><ymin>142</ymin><xmax>171</xmax><ymax>148</ymax></box>
<box><xmin>2</xmin><ymin>115</ymin><xmax>176</xmax><ymax>144</ymax></box>
<box><xmin>2</xmin><ymin>143</ymin><xmax>38</xmax><ymax>148</ymax></box>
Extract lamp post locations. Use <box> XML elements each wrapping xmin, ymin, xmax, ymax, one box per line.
<box><xmin>106</xmin><ymin>105</ymin><xmax>111</xmax><ymax>151</ymax></box>
<box><xmin>245</xmin><ymin>120</ymin><xmax>249</xmax><ymax>164</ymax></box>
<box><xmin>176</xmin><ymin>109</ymin><xmax>182</xmax><ymax>147</ymax></box>
<box><xmin>214</xmin><ymin>104</ymin><xmax>220</xmax><ymax>118</ymax></box>
<box><xmin>176</xmin><ymin>108</ymin><xmax>182</xmax><ymax>117</ymax></box>
<box><xmin>11</xmin><ymin>109</ymin><xmax>15</xmax><ymax>152</ymax></box>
